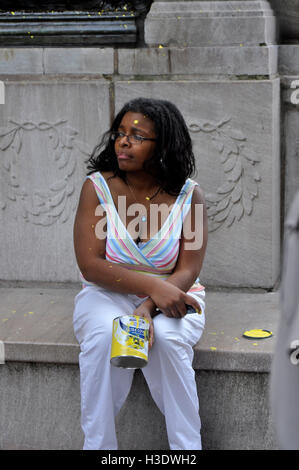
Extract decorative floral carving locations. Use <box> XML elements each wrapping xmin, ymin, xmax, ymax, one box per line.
<box><xmin>0</xmin><ymin>119</ymin><xmax>91</xmax><ymax>225</ymax></box>
<box><xmin>189</xmin><ymin>117</ymin><xmax>261</xmax><ymax>232</ymax></box>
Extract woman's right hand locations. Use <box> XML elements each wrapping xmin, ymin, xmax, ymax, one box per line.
<box><xmin>148</xmin><ymin>279</ymin><xmax>201</xmax><ymax>319</ymax></box>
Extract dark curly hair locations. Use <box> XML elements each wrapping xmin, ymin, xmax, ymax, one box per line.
<box><xmin>85</xmin><ymin>97</ymin><xmax>197</xmax><ymax>196</ymax></box>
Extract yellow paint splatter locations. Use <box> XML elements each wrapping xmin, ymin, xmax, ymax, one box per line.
<box><xmin>158</xmin><ymin>45</ymin><xmax>164</xmax><ymax>49</ymax></box>
<box><xmin>28</xmin><ymin>311</ymin><xmax>34</xmax><ymax>315</ymax></box>
<box><xmin>240</xmin><ymin>44</ymin><xmax>243</xmax><ymax>47</ymax></box>
<box><xmin>124</xmin><ymin>24</ymin><xmax>128</xmax><ymax>29</ymax></box>
<box><xmin>11</xmin><ymin>11</ymin><xmax>15</xmax><ymax>15</ymax></box>
<box><xmin>134</xmin><ymin>120</ymin><xmax>139</xmax><ymax>124</ymax></box>
<box><xmin>253</xmin><ymin>343</ymin><xmax>258</xmax><ymax>346</ymax></box>
<box><xmin>210</xmin><ymin>347</ymin><xmax>217</xmax><ymax>351</ymax></box>
<box><xmin>30</xmin><ymin>36</ymin><xmax>34</xmax><ymax>39</ymax></box>
<box><xmin>235</xmin><ymin>337</ymin><xmax>240</xmax><ymax>341</ymax></box>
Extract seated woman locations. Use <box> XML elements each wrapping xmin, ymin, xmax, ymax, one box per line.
<box><xmin>73</xmin><ymin>97</ymin><xmax>208</xmax><ymax>450</ymax></box>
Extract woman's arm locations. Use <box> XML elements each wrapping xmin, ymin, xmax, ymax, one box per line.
<box><xmin>165</xmin><ymin>184</ymin><xmax>208</xmax><ymax>291</ymax></box>
<box><xmin>138</xmin><ymin>185</ymin><xmax>208</xmax><ymax>317</ymax></box>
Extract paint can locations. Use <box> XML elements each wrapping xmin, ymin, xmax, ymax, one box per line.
<box><xmin>110</xmin><ymin>315</ymin><xmax>150</xmax><ymax>369</ymax></box>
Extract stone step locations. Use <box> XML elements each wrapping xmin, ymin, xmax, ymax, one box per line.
<box><xmin>145</xmin><ymin>1</ymin><xmax>277</xmax><ymax>47</ymax></box>
<box><xmin>0</xmin><ymin>285</ymin><xmax>280</xmax><ymax>449</ymax></box>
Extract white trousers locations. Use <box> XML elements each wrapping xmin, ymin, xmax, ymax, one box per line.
<box><xmin>73</xmin><ymin>284</ymin><xmax>205</xmax><ymax>450</ymax></box>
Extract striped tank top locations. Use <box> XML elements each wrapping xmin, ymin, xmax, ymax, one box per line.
<box><xmin>79</xmin><ymin>171</ymin><xmax>204</xmax><ymax>296</ymax></box>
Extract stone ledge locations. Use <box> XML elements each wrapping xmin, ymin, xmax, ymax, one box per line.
<box><xmin>145</xmin><ymin>1</ymin><xmax>277</xmax><ymax>47</ymax></box>
<box><xmin>0</xmin><ymin>48</ymin><xmax>114</xmax><ymax>75</ymax></box>
<box><xmin>0</xmin><ymin>45</ymin><xmax>278</xmax><ymax>77</ymax></box>
<box><xmin>0</xmin><ymin>12</ymin><xmax>137</xmax><ymax>47</ymax></box>
<box><xmin>0</xmin><ymin>286</ymin><xmax>280</xmax><ymax>372</ymax></box>
<box><xmin>118</xmin><ymin>45</ymin><xmax>278</xmax><ymax>76</ymax></box>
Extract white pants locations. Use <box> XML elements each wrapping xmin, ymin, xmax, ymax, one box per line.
<box><xmin>73</xmin><ymin>284</ymin><xmax>206</xmax><ymax>450</ymax></box>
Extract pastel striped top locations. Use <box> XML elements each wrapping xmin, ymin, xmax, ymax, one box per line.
<box><xmin>79</xmin><ymin>171</ymin><xmax>204</xmax><ymax>296</ymax></box>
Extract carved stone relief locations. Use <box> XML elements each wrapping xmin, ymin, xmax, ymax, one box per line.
<box><xmin>0</xmin><ymin>119</ymin><xmax>92</xmax><ymax>226</ymax></box>
<box><xmin>188</xmin><ymin>117</ymin><xmax>261</xmax><ymax>232</ymax></box>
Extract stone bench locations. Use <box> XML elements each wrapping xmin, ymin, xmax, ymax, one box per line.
<box><xmin>0</xmin><ymin>285</ymin><xmax>280</xmax><ymax>450</ymax></box>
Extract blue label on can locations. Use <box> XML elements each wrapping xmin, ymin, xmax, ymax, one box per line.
<box><xmin>119</xmin><ymin>317</ymin><xmax>148</xmax><ymax>340</ymax></box>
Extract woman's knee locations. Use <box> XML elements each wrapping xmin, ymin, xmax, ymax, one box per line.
<box><xmin>75</xmin><ymin>308</ymin><xmax>114</xmax><ymax>351</ymax></box>
<box><xmin>153</xmin><ymin>312</ymin><xmax>204</xmax><ymax>354</ymax></box>
<box><xmin>80</xmin><ymin>324</ymin><xmax>113</xmax><ymax>358</ymax></box>
<box><xmin>74</xmin><ymin>296</ymin><xmax>126</xmax><ymax>346</ymax></box>
<box><xmin>153</xmin><ymin>315</ymin><xmax>184</xmax><ymax>352</ymax></box>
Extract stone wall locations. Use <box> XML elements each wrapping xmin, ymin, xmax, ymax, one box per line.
<box><xmin>0</xmin><ymin>0</ymin><xmax>291</xmax><ymax>290</ymax></box>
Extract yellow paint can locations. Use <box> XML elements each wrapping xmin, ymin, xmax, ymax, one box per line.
<box><xmin>110</xmin><ymin>315</ymin><xmax>150</xmax><ymax>369</ymax></box>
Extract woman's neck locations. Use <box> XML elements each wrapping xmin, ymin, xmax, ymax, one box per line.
<box><xmin>124</xmin><ymin>171</ymin><xmax>159</xmax><ymax>193</ymax></box>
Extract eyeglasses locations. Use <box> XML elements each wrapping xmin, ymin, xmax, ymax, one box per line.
<box><xmin>111</xmin><ymin>131</ymin><xmax>157</xmax><ymax>145</ymax></box>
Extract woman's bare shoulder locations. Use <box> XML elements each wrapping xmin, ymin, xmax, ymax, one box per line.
<box><xmin>79</xmin><ymin>176</ymin><xmax>98</xmax><ymax>207</ymax></box>
<box><xmin>191</xmin><ymin>183</ymin><xmax>206</xmax><ymax>205</ymax></box>
<box><xmin>81</xmin><ymin>170</ymin><xmax>114</xmax><ymax>191</ymax></box>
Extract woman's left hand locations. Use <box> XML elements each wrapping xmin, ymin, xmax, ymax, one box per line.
<box><xmin>133</xmin><ymin>302</ymin><xmax>154</xmax><ymax>350</ymax></box>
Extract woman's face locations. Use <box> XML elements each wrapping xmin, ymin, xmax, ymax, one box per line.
<box><xmin>114</xmin><ymin>111</ymin><xmax>157</xmax><ymax>172</ymax></box>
